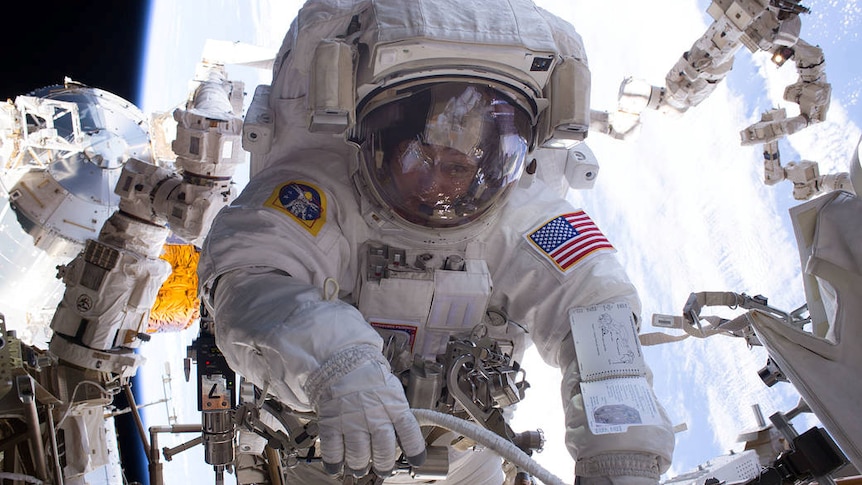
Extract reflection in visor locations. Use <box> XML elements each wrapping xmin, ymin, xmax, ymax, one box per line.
<box><xmin>359</xmin><ymin>82</ymin><xmax>532</xmax><ymax>229</ymax></box>
<box><xmin>393</xmin><ymin>140</ymin><xmax>480</xmax><ymax>219</ymax></box>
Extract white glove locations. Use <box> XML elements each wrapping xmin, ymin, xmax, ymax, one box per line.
<box><xmin>307</xmin><ymin>345</ymin><xmax>427</xmax><ymax>477</ymax></box>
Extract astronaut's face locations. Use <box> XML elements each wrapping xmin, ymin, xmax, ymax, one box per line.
<box><xmin>389</xmin><ymin>140</ymin><xmax>478</xmax><ymax>221</ymax></box>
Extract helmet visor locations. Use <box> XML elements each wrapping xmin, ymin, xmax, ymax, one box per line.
<box><xmin>359</xmin><ymin>82</ymin><xmax>532</xmax><ymax>229</ymax></box>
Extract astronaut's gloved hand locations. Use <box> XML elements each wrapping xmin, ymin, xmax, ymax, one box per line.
<box><xmin>305</xmin><ymin>344</ymin><xmax>427</xmax><ymax>477</ymax></box>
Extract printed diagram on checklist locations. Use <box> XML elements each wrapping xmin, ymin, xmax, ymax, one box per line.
<box><xmin>569</xmin><ymin>302</ymin><xmax>664</xmax><ymax>434</ymax></box>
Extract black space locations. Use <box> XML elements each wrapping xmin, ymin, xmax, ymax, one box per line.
<box><xmin>0</xmin><ymin>2</ymin><xmax>151</xmax><ymax>104</ymax></box>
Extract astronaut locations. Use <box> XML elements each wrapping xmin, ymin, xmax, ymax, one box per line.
<box><xmin>198</xmin><ymin>0</ymin><xmax>675</xmax><ymax>483</ymax></box>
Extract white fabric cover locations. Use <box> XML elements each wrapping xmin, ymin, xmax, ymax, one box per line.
<box><xmin>60</xmin><ymin>410</ymin><xmax>111</xmax><ymax>478</ymax></box>
<box><xmin>750</xmin><ymin>190</ymin><xmax>862</xmax><ymax>469</ymax></box>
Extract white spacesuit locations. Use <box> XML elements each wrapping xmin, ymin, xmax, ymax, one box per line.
<box><xmin>198</xmin><ymin>0</ymin><xmax>675</xmax><ymax>483</ymax></box>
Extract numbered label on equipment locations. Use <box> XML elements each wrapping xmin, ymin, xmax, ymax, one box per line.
<box><xmin>201</xmin><ymin>374</ymin><xmax>231</xmax><ymax>410</ymax></box>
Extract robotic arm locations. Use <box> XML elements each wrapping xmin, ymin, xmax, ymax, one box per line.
<box><xmin>589</xmin><ymin>1</ymin><xmax>847</xmax><ymax>208</ymax></box>
<box><xmin>739</xmin><ymin>37</ymin><xmax>830</xmax><ymax>145</ymax></box>
<box><xmin>591</xmin><ymin>0</ymin><xmax>830</xmax><ymax>144</ymax></box>
<box><xmin>118</xmin><ymin>62</ymin><xmax>245</xmax><ymax>248</ymax></box>
<box><xmin>49</xmin><ymin>59</ymin><xmax>245</xmax><ymax>379</ymax></box>
<box><xmin>761</xmin><ymin>131</ymin><xmax>854</xmax><ymax>200</ymax></box>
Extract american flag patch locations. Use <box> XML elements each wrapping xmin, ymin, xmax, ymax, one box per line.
<box><xmin>526</xmin><ymin>211</ymin><xmax>615</xmax><ymax>272</ymax></box>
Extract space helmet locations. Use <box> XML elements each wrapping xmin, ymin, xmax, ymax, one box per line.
<box><xmin>250</xmin><ymin>0</ymin><xmax>592</xmax><ymax>240</ymax></box>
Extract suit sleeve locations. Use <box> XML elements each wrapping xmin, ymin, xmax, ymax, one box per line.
<box><xmin>197</xmin><ymin>165</ymin><xmax>381</xmax><ymax>411</ymax></box>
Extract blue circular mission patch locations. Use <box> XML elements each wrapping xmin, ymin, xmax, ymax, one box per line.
<box><xmin>265</xmin><ymin>181</ymin><xmax>327</xmax><ymax>236</ymax></box>
<box><xmin>279</xmin><ymin>182</ymin><xmax>322</xmax><ymax>220</ymax></box>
